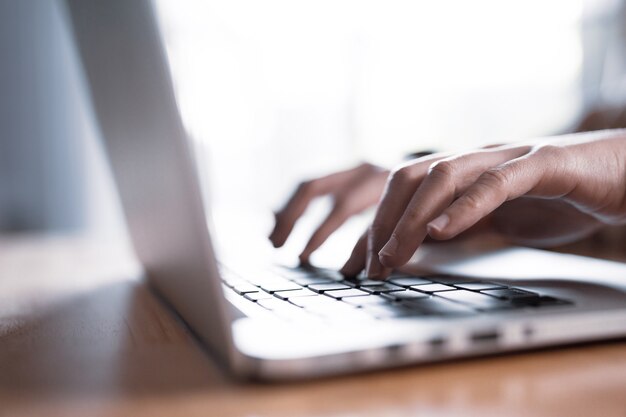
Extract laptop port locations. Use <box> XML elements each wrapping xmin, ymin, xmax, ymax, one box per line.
<box><xmin>470</xmin><ymin>329</ymin><xmax>500</xmax><ymax>345</ymax></box>
<box><xmin>428</xmin><ymin>337</ymin><xmax>446</xmax><ymax>352</ymax></box>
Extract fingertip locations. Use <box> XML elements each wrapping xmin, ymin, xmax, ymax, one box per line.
<box><xmin>339</xmin><ymin>260</ymin><xmax>362</xmax><ymax>278</ymax></box>
<box><xmin>378</xmin><ymin>267</ymin><xmax>393</xmax><ymax>280</ymax></box>
<box><xmin>298</xmin><ymin>249</ymin><xmax>311</xmax><ymax>264</ymax></box>
<box><xmin>339</xmin><ymin>267</ymin><xmax>358</xmax><ymax>278</ymax></box>
<box><xmin>268</xmin><ymin>234</ymin><xmax>285</xmax><ymax>248</ymax></box>
<box><xmin>378</xmin><ymin>247</ymin><xmax>415</xmax><ymax>269</ymax></box>
<box><xmin>342</xmin><ymin>230</ymin><xmax>368</xmax><ymax>277</ymax></box>
<box><xmin>364</xmin><ymin>254</ymin><xmax>379</xmax><ymax>279</ymax></box>
<box><xmin>367</xmin><ymin>265</ymin><xmax>392</xmax><ymax>280</ymax></box>
<box><xmin>365</xmin><ymin>261</ymin><xmax>390</xmax><ymax>280</ymax></box>
<box><xmin>298</xmin><ymin>256</ymin><xmax>311</xmax><ymax>268</ymax></box>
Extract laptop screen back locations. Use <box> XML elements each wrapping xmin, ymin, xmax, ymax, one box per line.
<box><xmin>65</xmin><ymin>0</ymin><xmax>234</xmax><ymax>360</ymax></box>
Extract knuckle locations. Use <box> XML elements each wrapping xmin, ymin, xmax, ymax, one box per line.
<box><xmin>481</xmin><ymin>143</ymin><xmax>505</xmax><ymax>150</ymax></box>
<box><xmin>358</xmin><ymin>162</ymin><xmax>376</xmax><ymax>172</ymax></box>
<box><xmin>428</xmin><ymin>160</ymin><xmax>457</xmax><ymax>181</ymax></box>
<box><xmin>296</xmin><ymin>179</ymin><xmax>317</xmax><ymax>195</ymax></box>
<box><xmin>388</xmin><ymin>166</ymin><xmax>414</xmax><ymax>185</ymax></box>
<box><xmin>478</xmin><ymin>168</ymin><xmax>509</xmax><ymax>188</ymax></box>
<box><xmin>532</xmin><ymin>144</ymin><xmax>561</xmax><ymax>159</ymax></box>
<box><xmin>460</xmin><ymin>191</ymin><xmax>484</xmax><ymax>211</ymax></box>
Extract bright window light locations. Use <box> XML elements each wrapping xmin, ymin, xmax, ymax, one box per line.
<box><xmin>154</xmin><ymin>0</ymin><xmax>583</xmax><ymax>211</ymax></box>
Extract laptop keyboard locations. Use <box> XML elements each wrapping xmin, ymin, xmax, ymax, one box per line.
<box><xmin>221</xmin><ymin>265</ymin><xmax>572</xmax><ymax>322</ymax></box>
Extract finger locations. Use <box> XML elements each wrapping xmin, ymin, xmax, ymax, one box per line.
<box><xmin>340</xmin><ymin>230</ymin><xmax>368</xmax><ymax>277</ymax></box>
<box><xmin>427</xmin><ymin>151</ymin><xmax>557</xmax><ymax>240</ymax></box>
<box><xmin>269</xmin><ymin>174</ymin><xmax>347</xmax><ymax>247</ymax></box>
<box><xmin>364</xmin><ymin>156</ymin><xmax>444</xmax><ymax>278</ymax></box>
<box><xmin>298</xmin><ymin>204</ymin><xmax>351</xmax><ymax>263</ymax></box>
<box><xmin>298</xmin><ymin>169</ymin><xmax>388</xmax><ymax>262</ymax></box>
<box><xmin>378</xmin><ymin>146</ymin><xmax>531</xmax><ymax>268</ymax></box>
<box><xmin>365</xmin><ymin>224</ymin><xmax>393</xmax><ymax>279</ymax></box>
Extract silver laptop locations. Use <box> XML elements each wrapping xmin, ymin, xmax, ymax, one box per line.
<box><xmin>65</xmin><ymin>0</ymin><xmax>626</xmax><ymax>380</ymax></box>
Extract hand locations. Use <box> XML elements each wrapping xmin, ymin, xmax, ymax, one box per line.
<box><xmin>341</xmin><ymin>129</ymin><xmax>626</xmax><ymax>279</ymax></box>
<box><xmin>269</xmin><ymin>162</ymin><xmax>389</xmax><ymax>263</ymax></box>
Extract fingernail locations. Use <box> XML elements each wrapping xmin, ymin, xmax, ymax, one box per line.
<box><xmin>427</xmin><ymin>213</ymin><xmax>449</xmax><ymax>233</ymax></box>
<box><xmin>379</xmin><ymin>236</ymin><xmax>398</xmax><ymax>258</ymax></box>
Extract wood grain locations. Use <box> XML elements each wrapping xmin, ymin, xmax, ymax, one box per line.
<box><xmin>1</xmin><ymin>234</ymin><xmax>625</xmax><ymax>417</ymax></box>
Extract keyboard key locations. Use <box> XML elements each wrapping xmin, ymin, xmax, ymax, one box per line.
<box><xmin>354</xmin><ymin>279</ymin><xmax>387</xmax><ymax>287</ymax></box>
<box><xmin>275</xmin><ymin>266</ymin><xmax>315</xmax><ymax>277</ymax></box>
<box><xmin>336</xmin><ymin>278</ymin><xmax>361</xmax><ymax>288</ymax></box>
<box><xmin>250</xmin><ymin>270</ymin><xmax>293</xmax><ymax>285</ymax></box>
<box><xmin>324</xmin><ymin>288</ymin><xmax>370</xmax><ymax>299</ymax></box>
<box><xmin>402</xmin><ymin>297</ymin><xmax>476</xmax><ymax>315</ymax></box>
<box><xmin>244</xmin><ymin>292</ymin><xmax>274</xmax><ymax>301</ymax></box>
<box><xmin>290</xmin><ymin>296</ymin><xmax>359</xmax><ymax>317</ymax></box>
<box><xmin>437</xmin><ymin>290</ymin><xmax>513</xmax><ymax>310</ymax></box>
<box><xmin>256</xmin><ymin>298</ymin><xmax>317</xmax><ymax>322</ymax></box>
<box><xmin>318</xmin><ymin>269</ymin><xmax>346</xmax><ymax>281</ymax></box>
<box><xmin>277</xmin><ymin>265</ymin><xmax>334</xmax><ymax>278</ymax></box>
<box><xmin>232</xmin><ymin>282</ymin><xmax>260</xmax><ymax>294</ymax></box>
<box><xmin>289</xmin><ymin>275</ymin><xmax>335</xmax><ymax>286</ymax></box>
<box><xmin>411</xmin><ymin>283</ymin><xmax>456</xmax><ymax>293</ymax></box>
<box><xmin>273</xmin><ymin>288</ymin><xmax>317</xmax><ymax>300</ymax></box>
<box><xmin>219</xmin><ymin>268</ymin><xmax>243</xmax><ymax>285</ymax></box>
<box><xmin>222</xmin><ymin>277</ymin><xmax>246</xmax><ymax>288</ymax></box>
<box><xmin>343</xmin><ymin>295</ymin><xmax>391</xmax><ymax>307</ymax></box>
<box><xmin>430</xmin><ymin>275</ymin><xmax>475</xmax><ymax>284</ymax></box>
<box><xmin>382</xmin><ymin>290</ymin><xmax>430</xmax><ymax>301</ymax></box>
<box><xmin>258</xmin><ymin>280</ymin><xmax>302</xmax><ymax>293</ymax></box>
<box><xmin>388</xmin><ymin>277</ymin><xmax>432</xmax><ymax>287</ymax></box>
<box><xmin>482</xmin><ymin>288</ymin><xmax>538</xmax><ymax>299</ymax></box>
<box><xmin>361</xmin><ymin>304</ymin><xmax>421</xmax><ymax>319</ymax></box>
<box><xmin>308</xmin><ymin>283</ymin><xmax>351</xmax><ymax>293</ymax></box>
<box><xmin>360</xmin><ymin>283</ymin><xmax>404</xmax><ymax>294</ymax></box>
<box><xmin>257</xmin><ymin>298</ymin><xmax>301</xmax><ymax>311</ymax></box>
<box><xmin>289</xmin><ymin>296</ymin><xmax>343</xmax><ymax>309</ymax></box>
<box><xmin>454</xmin><ymin>282</ymin><xmax>506</xmax><ymax>291</ymax></box>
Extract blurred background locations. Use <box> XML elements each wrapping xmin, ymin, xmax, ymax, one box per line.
<box><xmin>1</xmin><ymin>0</ymin><xmax>625</xmax><ymax>242</ymax></box>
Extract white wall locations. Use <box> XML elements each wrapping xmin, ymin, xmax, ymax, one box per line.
<box><xmin>155</xmin><ymin>0</ymin><xmax>586</xmax><ymax>214</ymax></box>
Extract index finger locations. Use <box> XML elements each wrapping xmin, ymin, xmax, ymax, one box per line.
<box><xmin>378</xmin><ymin>146</ymin><xmax>531</xmax><ymax>268</ymax></box>
<box><xmin>363</xmin><ymin>155</ymin><xmax>445</xmax><ymax>278</ymax></box>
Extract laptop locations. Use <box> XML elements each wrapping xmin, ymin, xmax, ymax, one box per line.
<box><xmin>65</xmin><ymin>0</ymin><xmax>626</xmax><ymax>380</ymax></box>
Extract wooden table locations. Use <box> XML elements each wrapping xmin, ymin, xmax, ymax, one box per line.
<box><xmin>1</xmin><ymin>234</ymin><xmax>626</xmax><ymax>417</ymax></box>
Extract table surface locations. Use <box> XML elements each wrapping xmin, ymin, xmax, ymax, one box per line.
<box><xmin>1</xmin><ymin>234</ymin><xmax>626</xmax><ymax>417</ymax></box>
